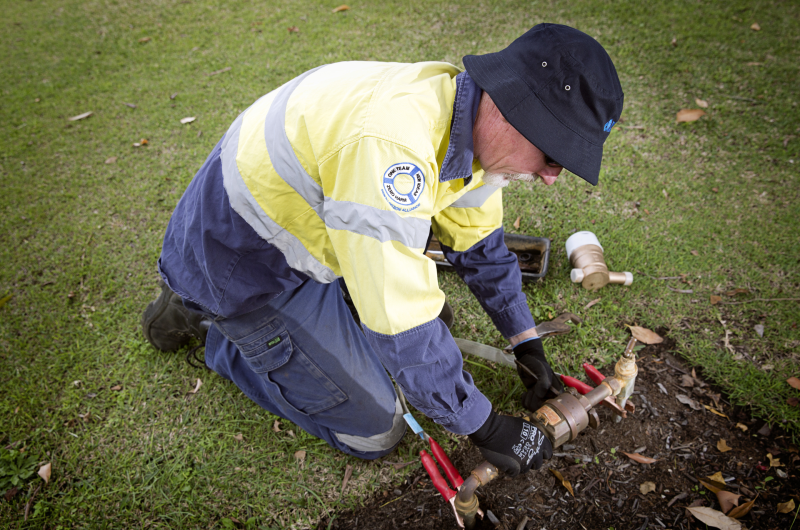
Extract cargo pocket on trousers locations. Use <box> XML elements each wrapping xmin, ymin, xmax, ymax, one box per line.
<box><xmin>238</xmin><ymin>322</ymin><xmax>348</xmax><ymax>416</ymax></box>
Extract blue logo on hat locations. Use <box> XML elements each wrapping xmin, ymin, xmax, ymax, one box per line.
<box><xmin>603</xmin><ymin>119</ymin><xmax>616</xmax><ymax>132</ymax></box>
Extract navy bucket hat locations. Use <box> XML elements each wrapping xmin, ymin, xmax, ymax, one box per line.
<box><xmin>463</xmin><ymin>23</ymin><xmax>624</xmax><ymax>185</ymax></box>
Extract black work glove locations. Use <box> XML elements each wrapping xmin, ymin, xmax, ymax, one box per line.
<box><xmin>468</xmin><ymin>411</ymin><xmax>553</xmax><ymax>477</ymax></box>
<box><xmin>513</xmin><ymin>338</ymin><xmax>564</xmax><ymax>412</ymax></box>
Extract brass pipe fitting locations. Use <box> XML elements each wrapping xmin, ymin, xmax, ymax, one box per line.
<box><xmin>566</xmin><ymin>231</ymin><xmax>633</xmax><ymax>291</ymax></box>
<box><xmin>614</xmin><ymin>338</ymin><xmax>639</xmax><ymax>411</ymax></box>
<box><xmin>455</xmin><ymin>461</ymin><xmax>498</xmax><ymax>529</ymax></box>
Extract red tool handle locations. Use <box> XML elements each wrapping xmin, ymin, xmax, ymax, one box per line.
<box><xmin>429</xmin><ymin>438</ymin><xmax>463</xmax><ymax>489</ymax></box>
<box><xmin>420</xmin><ymin>450</ymin><xmax>456</xmax><ymax>501</ymax></box>
<box><xmin>560</xmin><ymin>374</ymin><xmax>593</xmax><ymax>395</ymax></box>
<box><xmin>583</xmin><ymin>363</ymin><xmax>606</xmax><ymax>385</ymax></box>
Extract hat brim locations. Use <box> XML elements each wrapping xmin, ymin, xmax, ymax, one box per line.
<box><xmin>465</xmin><ymin>54</ymin><xmax>602</xmax><ymax>186</ymax></box>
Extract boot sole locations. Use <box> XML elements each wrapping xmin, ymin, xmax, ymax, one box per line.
<box><xmin>141</xmin><ymin>281</ymin><xmax>178</xmax><ymax>351</ymax></box>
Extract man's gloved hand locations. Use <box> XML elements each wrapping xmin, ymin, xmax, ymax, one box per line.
<box><xmin>513</xmin><ymin>337</ymin><xmax>564</xmax><ymax>412</ymax></box>
<box><xmin>468</xmin><ymin>411</ymin><xmax>552</xmax><ymax>477</ymax></box>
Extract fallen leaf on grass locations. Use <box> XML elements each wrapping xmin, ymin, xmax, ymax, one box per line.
<box><xmin>687</xmin><ymin>507</ymin><xmax>742</xmax><ymax>530</ymax></box>
<box><xmin>640</xmin><ymin>481</ymin><xmax>656</xmax><ymax>495</ymax></box>
<box><xmin>627</xmin><ymin>325</ymin><xmax>663</xmax><ymax>344</ymax></box>
<box><xmin>123</xmin><ymin>102</ymin><xmax>137</xmax><ymax>109</ymax></box>
<box><xmin>788</xmin><ymin>397</ymin><xmax>799</xmax><ymax>407</ymax></box>
<box><xmin>294</xmin><ymin>450</ymin><xmax>306</xmax><ymax>464</ymax></box>
<box><xmin>750</xmin><ymin>23</ymin><xmax>761</xmax><ymax>31</ymax></box>
<box><xmin>777</xmin><ymin>499</ymin><xmax>795</xmax><ymax>513</ymax></box>
<box><xmin>710</xmin><ymin>295</ymin><xmax>722</xmax><ymax>305</ymax></box>
<box><xmin>677</xmin><ymin>393</ymin><xmax>702</xmax><ymax>410</ymax></box>
<box><xmin>727</xmin><ymin>495</ymin><xmax>757</xmax><ymax>518</ymax></box>
<box><xmin>189</xmin><ymin>378</ymin><xmax>202</xmax><ymax>394</ymax></box>
<box><xmin>110</xmin><ymin>385</ymin><xmax>122</xmax><ymax>391</ymax></box>
<box><xmin>549</xmin><ymin>469</ymin><xmax>574</xmax><ymax>495</ymax></box>
<box><xmin>287</xmin><ymin>26</ymin><xmax>299</xmax><ymax>33</ymax></box>
<box><xmin>584</xmin><ymin>298</ymin><xmax>601</xmax><ymax>310</ymax></box>
<box><xmin>670</xmin><ymin>37</ymin><xmax>677</xmax><ymax>47</ymax></box>
<box><xmin>138</xmin><ymin>37</ymin><xmax>151</xmax><ymax>43</ymax></box>
<box><xmin>695</xmin><ymin>98</ymin><xmax>709</xmax><ymax>108</ymax></box>
<box><xmin>133</xmin><ymin>138</ymin><xmax>149</xmax><ymax>147</ymax></box>
<box><xmin>339</xmin><ymin>464</ymin><xmax>353</xmax><ymax>498</ymax></box>
<box><xmin>787</xmin><ymin>377</ymin><xmax>800</xmax><ymax>391</ymax></box>
<box><xmin>233</xmin><ymin>433</ymin><xmax>243</xmax><ymax>442</ymax></box>
<box><xmin>754</xmin><ymin>324</ymin><xmax>764</xmax><ymax>337</ymax></box>
<box><xmin>513</xmin><ymin>216</ymin><xmax>520</xmax><ymax>229</ymax></box>
<box><xmin>180</xmin><ymin>116</ymin><xmax>196</xmax><ymax>124</ymax></box>
<box><xmin>680</xmin><ymin>374</ymin><xmax>695</xmax><ymax>387</ymax></box>
<box><xmin>717</xmin><ymin>439</ymin><xmax>732</xmax><ymax>453</ymax></box>
<box><xmin>622</xmin><ymin>452</ymin><xmax>657</xmax><ymax>464</ymax></box>
<box><xmin>38</xmin><ymin>462</ymin><xmax>51</xmax><ymax>484</ymax></box>
<box><xmin>68</xmin><ymin>111</ymin><xmax>93</xmax><ymax>121</ymax></box>
<box><xmin>676</xmin><ymin>109</ymin><xmax>705</xmax><ymax>123</ymax></box>
<box><xmin>272</xmin><ymin>420</ymin><xmax>281</xmax><ymax>432</ymax></box>
<box><xmin>717</xmin><ymin>491</ymin><xmax>741</xmax><ymax>513</ymax></box>
<box><xmin>704</xmin><ymin>405</ymin><xmax>729</xmax><ymax>418</ymax></box>
<box><xmin>767</xmin><ymin>453</ymin><xmax>782</xmax><ymax>467</ymax></box>
<box><xmin>104</xmin><ymin>156</ymin><xmax>117</xmax><ymax>164</ymax></box>
<box><xmin>4</xmin><ymin>487</ymin><xmax>18</xmax><ymax>501</ymax></box>
<box><xmin>332</xmin><ymin>5</ymin><xmax>350</xmax><ymax>12</ymax></box>
<box><xmin>691</xmin><ymin>250</ymin><xmax>699</xmax><ymax>256</ymax></box>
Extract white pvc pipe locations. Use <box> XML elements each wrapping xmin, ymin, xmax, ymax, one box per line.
<box><xmin>565</xmin><ymin>231</ymin><xmax>602</xmax><ymax>259</ymax></box>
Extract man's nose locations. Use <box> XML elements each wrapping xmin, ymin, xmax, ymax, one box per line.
<box><xmin>539</xmin><ymin>165</ymin><xmax>562</xmax><ymax>186</ymax></box>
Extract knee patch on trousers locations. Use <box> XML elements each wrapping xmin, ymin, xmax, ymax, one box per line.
<box><xmin>334</xmin><ymin>397</ymin><xmax>406</xmax><ymax>453</ymax></box>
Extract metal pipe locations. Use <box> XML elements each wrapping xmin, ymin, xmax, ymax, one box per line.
<box><xmin>455</xmin><ymin>461</ymin><xmax>498</xmax><ymax>529</ymax></box>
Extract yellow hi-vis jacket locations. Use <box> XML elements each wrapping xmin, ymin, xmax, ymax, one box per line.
<box><xmin>161</xmin><ymin>62</ymin><xmax>536</xmax><ymax>433</ymax></box>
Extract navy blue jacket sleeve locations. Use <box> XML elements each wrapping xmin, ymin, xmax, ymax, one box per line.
<box><xmin>440</xmin><ymin>227</ymin><xmax>536</xmax><ymax>338</ymax></box>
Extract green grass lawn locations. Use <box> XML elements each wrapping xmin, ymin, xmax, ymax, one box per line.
<box><xmin>1</xmin><ymin>0</ymin><xmax>798</xmax><ymax>527</ymax></box>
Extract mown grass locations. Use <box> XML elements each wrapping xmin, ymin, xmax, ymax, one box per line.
<box><xmin>1</xmin><ymin>0</ymin><xmax>798</xmax><ymax>528</ymax></box>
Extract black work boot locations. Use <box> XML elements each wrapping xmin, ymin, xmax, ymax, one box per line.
<box><xmin>142</xmin><ymin>281</ymin><xmax>210</xmax><ymax>352</ymax></box>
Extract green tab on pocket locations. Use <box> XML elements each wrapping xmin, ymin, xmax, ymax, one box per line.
<box><xmin>267</xmin><ymin>336</ymin><xmax>282</xmax><ymax>348</ymax></box>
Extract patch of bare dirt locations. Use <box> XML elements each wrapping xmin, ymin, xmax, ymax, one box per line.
<box><xmin>320</xmin><ymin>343</ymin><xmax>799</xmax><ymax>530</ymax></box>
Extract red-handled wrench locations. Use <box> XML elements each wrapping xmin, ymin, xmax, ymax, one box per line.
<box><xmin>420</xmin><ymin>439</ymin><xmax>464</xmax><ymax>527</ymax></box>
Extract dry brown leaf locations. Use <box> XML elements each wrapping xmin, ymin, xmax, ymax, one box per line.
<box><xmin>272</xmin><ymin>420</ymin><xmax>281</xmax><ymax>432</ymax></box>
<box><xmin>708</xmin><ymin>471</ymin><xmax>725</xmax><ymax>483</ymax></box>
<box><xmin>584</xmin><ymin>298</ymin><xmax>601</xmax><ymax>310</ymax></box>
<box><xmin>640</xmin><ymin>481</ymin><xmax>656</xmax><ymax>495</ymax></box>
<box><xmin>717</xmin><ymin>439</ymin><xmax>732</xmax><ymax>453</ymax></box>
<box><xmin>710</xmin><ymin>294</ymin><xmax>722</xmax><ymax>305</ymax></box>
<box><xmin>38</xmin><ymin>462</ymin><xmax>51</xmax><ymax>484</ymax></box>
<box><xmin>750</xmin><ymin>22</ymin><xmax>761</xmax><ymax>31</ymax></box>
<box><xmin>339</xmin><ymin>464</ymin><xmax>353</xmax><ymax>498</ymax></box>
<box><xmin>180</xmin><ymin>116</ymin><xmax>196</xmax><ymax>124</ymax></box>
<box><xmin>695</xmin><ymin>98</ymin><xmax>709</xmax><ymax>108</ymax></box>
<box><xmin>287</xmin><ymin>429</ymin><xmax>295</xmax><ymax>438</ymax></box>
<box><xmin>677</xmin><ymin>109</ymin><xmax>706</xmax><ymax>123</ymax></box>
<box><xmin>725</xmin><ymin>288</ymin><xmax>750</xmax><ymax>296</ymax></box>
<box><xmin>735</xmin><ymin>423</ymin><xmax>748</xmax><ymax>432</ymax></box>
<box><xmin>549</xmin><ymin>469</ymin><xmax>574</xmax><ymax>495</ymax></box>
<box><xmin>105</xmin><ymin>156</ymin><xmax>117</xmax><ymax>164</ymax></box>
<box><xmin>691</xmin><ymin>250</ymin><xmax>699</xmax><ymax>256</ymax></box>
<box><xmin>670</xmin><ymin>37</ymin><xmax>677</xmax><ymax>47</ymax></box>
<box><xmin>687</xmin><ymin>506</ymin><xmax>742</xmax><ymax>530</ymax></box>
<box><xmin>189</xmin><ymin>378</ymin><xmax>203</xmax><ymax>394</ymax></box>
<box><xmin>767</xmin><ymin>453</ymin><xmax>783</xmax><ymax>468</ymax></box>
<box><xmin>680</xmin><ymin>374</ymin><xmax>695</xmax><ymax>387</ymax></box>
<box><xmin>294</xmin><ymin>450</ymin><xmax>306</xmax><ymax>463</ymax></box>
<box><xmin>704</xmin><ymin>405</ymin><xmax>729</xmax><ymax>418</ymax></box>
<box><xmin>138</xmin><ymin>37</ymin><xmax>151</xmax><ymax>43</ymax></box>
<box><xmin>787</xmin><ymin>377</ymin><xmax>800</xmax><ymax>391</ymax></box>
<box><xmin>109</xmin><ymin>384</ymin><xmax>122</xmax><ymax>391</ymax></box>
<box><xmin>234</xmin><ymin>433</ymin><xmax>243</xmax><ymax>442</ymax></box>
<box><xmin>777</xmin><ymin>499</ymin><xmax>795</xmax><ymax>513</ymax></box>
<box><xmin>68</xmin><ymin>111</ymin><xmax>93</xmax><ymax>121</ymax></box>
<box><xmin>677</xmin><ymin>393</ymin><xmax>702</xmax><ymax>410</ymax></box>
<box><xmin>287</xmin><ymin>26</ymin><xmax>299</xmax><ymax>33</ymax></box>
<box><xmin>627</xmin><ymin>325</ymin><xmax>663</xmax><ymax>344</ymax></box>
<box><xmin>513</xmin><ymin>216</ymin><xmax>520</xmax><ymax>229</ymax></box>
<box><xmin>332</xmin><ymin>5</ymin><xmax>350</xmax><ymax>12</ymax></box>
<box><xmin>622</xmin><ymin>452</ymin><xmax>657</xmax><ymax>464</ymax></box>
<box><xmin>717</xmin><ymin>491</ymin><xmax>741</xmax><ymax>514</ymax></box>
<box><xmin>699</xmin><ymin>477</ymin><xmax>726</xmax><ymax>494</ymax></box>
<box><xmin>133</xmin><ymin>138</ymin><xmax>149</xmax><ymax>147</ymax></box>
<box><xmin>789</xmin><ymin>397</ymin><xmax>799</xmax><ymax>407</ymax></box>
<box><xmin>727</xmin><ymin>495</ymin><xmax>757</xmax><ymax>519</ymax></box>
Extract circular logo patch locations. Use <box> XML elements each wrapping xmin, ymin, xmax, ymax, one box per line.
<box><xmin>381</xmin><ymin>163</ymin><xmax>425</xmax><ymax>212</ymax></box>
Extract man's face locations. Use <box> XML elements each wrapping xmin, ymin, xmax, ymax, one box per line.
<box><xmin>474</xmin><ymin>95</ymin><xmax>563</xmax><ymax>187</ymax></box>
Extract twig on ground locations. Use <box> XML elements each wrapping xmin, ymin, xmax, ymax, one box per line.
<box><xmin>24</xmin><ymin>483</ymin><xmax>42</xmax><ymax>520</ymax></box>
<box><xmin>667</xmin><ymin>285</ymin><xmax>693</xmax><ymax>294</ymax></box>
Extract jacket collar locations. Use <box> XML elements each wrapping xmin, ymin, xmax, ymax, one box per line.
<box><xmin>439</xmin><ymin>71</ymin><xmax>481</xmax><ymax>183</ymax></box>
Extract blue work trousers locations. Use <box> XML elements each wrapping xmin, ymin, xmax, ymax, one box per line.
<box><xmin>199</xmin><ymin>278</ymin><xmax>406</xmax><ymax>460</ymax></box>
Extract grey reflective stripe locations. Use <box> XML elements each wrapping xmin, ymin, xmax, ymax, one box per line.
<box><xmin>335</xmin><ymin>397</ymin><xmax>406</xmax><ymax>452</ymax></box>
<box><xmin>324</xmin><ymin>198</ymin><xmax>430</xmax><ymax>248</ymax></box>
<box><xmin>448</xmin><ymin>183</ymin><xmax>500</xmax><ymax>209</ymax></box>
<box><xmin>221</xmin><ymin>108</ymin><xmax>338</xmax><ymax>284</ymax></box>
<box><xmin>264</xmin><ymin>67</ymin><xmax>325</xmax><ymax>207</ymax></box>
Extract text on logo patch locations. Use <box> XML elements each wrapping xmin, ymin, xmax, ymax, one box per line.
<box><xmin>381</xmin><ymin>163</ymin><xmax>425</xmax><ymax>212</ymax></box>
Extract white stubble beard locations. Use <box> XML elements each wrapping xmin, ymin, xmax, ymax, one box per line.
<box><xmin>481</xmin><ymin>172</ymin><xmax>537</xmax><ymax>188</ymax></box>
